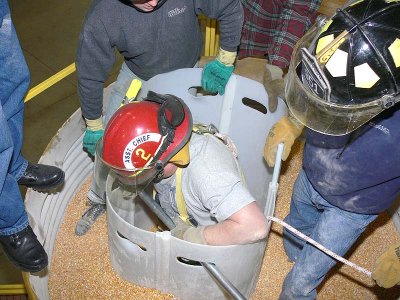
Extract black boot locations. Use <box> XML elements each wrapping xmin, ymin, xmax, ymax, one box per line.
<box><xmin>0</xmin><ymin>226</ymin><xmax>48</xmax><ymax>273</ymax></box>
<box><xmin>18</xmin><ymin>163</ymin><xmax>65</xmax><ymax>190</ymax></box>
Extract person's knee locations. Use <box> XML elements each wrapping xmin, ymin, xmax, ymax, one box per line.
<box><xmin>281</xmin><ymin>269</ymin><xmax>317</xmax><ymax>300</ymax></box>
<box><xmin>283</xmin><ymin>229</ymin><xmax>302</xmax><ymax>262</ymax></box>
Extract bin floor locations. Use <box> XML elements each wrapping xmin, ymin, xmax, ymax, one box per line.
<box><xmin>49</xmin><ymin>141</ymin><xmax>400</xmax><ymax>299</ymax></box>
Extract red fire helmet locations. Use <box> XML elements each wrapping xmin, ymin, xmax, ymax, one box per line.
<box><xmin>100</xmin><ymin>92</ymin><xmax>193</xmax><ymax>184</ymax></box>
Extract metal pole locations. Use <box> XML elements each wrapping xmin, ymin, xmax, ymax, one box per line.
<box><xmin>138</xmin><ymin>191</ymin><xmax>247</xmax><ymax>300</ymax></box>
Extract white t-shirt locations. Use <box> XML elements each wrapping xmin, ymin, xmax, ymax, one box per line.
<box><xmin>154</xmin><ymin>133</ymin><xmax>255</xmax><ymax>226</ymax></box>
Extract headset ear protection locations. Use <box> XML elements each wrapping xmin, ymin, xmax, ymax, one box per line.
<box><xmin>145</xmin><ymin>91</ymin><xmax>186</xmax><ymax>177</ymax></box>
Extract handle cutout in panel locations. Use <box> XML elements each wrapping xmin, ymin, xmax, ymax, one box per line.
<box><xmin>176</xmin><ymin>256</ymin><xmax>202</xmax><ymax>267</ymax></box>
<box><xmin>188</xmin><ymin>86</ymin><xmax>218</xmax><ymax>97</ymax></box>
<box><xmin>117</xmin><ymin>231</ymin><xmax>147</xmax><ymax>252</ymax></box>
<box><xmin>242</xmin><ymin>97</ymin><xmax>268</xmax><ymax>114</ymax></box>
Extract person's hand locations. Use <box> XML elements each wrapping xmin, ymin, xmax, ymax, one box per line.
<box><xmin>201</xmin><ymin>48</ymin><xmax>236</xmax><ymax>95</ymax></box>
<box><xmin>264</xmin><ymin>115</ymin><xmax>303</xmax><ymax>167</ymax></box>
<box><xmin>171</xmin><ymin>217</ymin><xmax>206</xmax><ymax>244</ymax></box>
<box><xmin>264</xmin><ymin>64</ymin><xmax>286</xmax><ymax>113</ymax></box>
<box><xmin>372</xmin><ymin>242</ymin><xmax>400</xmax><ymax>288</ymax></box>
<box><xmin>83</xmin><ymin>117</ymin><xmax>104</xmax><ymax>156</ymax></box>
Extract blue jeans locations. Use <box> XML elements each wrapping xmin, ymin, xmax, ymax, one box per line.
<box><xmin>88</xmin><ymin>62</ymin><xmax>142</xmax><ymax>204</ymax></box>
<box><xmin>0</xmin><ymin>0</ymin><xmax>29</xmax><ymax>235</ymax></box>
<box><xmin>279</xmin><ymin>169</ymin><xmax>378</xmax><ymax>300</ymax></box>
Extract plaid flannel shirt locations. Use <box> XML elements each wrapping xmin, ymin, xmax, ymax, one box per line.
<box><xmin>238</xmin><ymin>0</ymin><xmax>322</xmax><ymax>69</ymax></box>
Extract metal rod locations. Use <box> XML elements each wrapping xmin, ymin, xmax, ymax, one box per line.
<box><xmin>138</xmin><ymin>191</ymin><xmax>247</xmax><ymax>300</ymax></box>
<box><xmin>138</xmin><ymin>191</ymin><xmax>176</xmax><ymax>229</ymax></box>
<box><xmin>271</xmin><ymin>143</ymin><xmax>284</xmax><ymax>185</ymax></box>
<box><xmin>201</xmin><ymin>262</ymin><xmax>246</xmax><ymax>300</ymax></box>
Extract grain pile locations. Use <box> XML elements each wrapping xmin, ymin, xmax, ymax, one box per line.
<box><xmin>48</xmin><ymin>179</ymin><xmax>176</xmax><ymax>300</ymax></box>
<box><xmin>49</xmin><ymin>142</ymin><xmax>400</xmax><ymax>299</ymax></box>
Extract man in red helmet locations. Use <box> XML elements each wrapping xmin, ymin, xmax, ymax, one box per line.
<box><xmin>101</xmin><ymin>92</ymin><xmax>269</xmax><ymax>245</ymax></box>
<box><xmin>264</xmin><ymin>0</ymin><xmax>400</xmax><ymax>298</ymax></box>
<box><xmin>75</xmin><ymin>0</ymin><xmax>244</xmax><ymax>235</ymax></box>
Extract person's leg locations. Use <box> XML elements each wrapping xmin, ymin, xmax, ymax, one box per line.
<box><xmin>0</xmin><ymin>3</ymin><xmax>63</xmax><ymax>190</ymax></box>
<box><xmin>0</xmin><ymin>1</ymin><xmax>47</xmax><ymax>272</ymax></box>
<box><xmin>283</xmin><ymin>169</ymin><xmax>322</xmax><ymax>262</ymax></box>
<box><xmin>280</xmin><ymin>176</ymin><xmax>378</xmax><ymax>300</ymax></box>
<box><xmin>0</xmin><ymin>107</ymin><xmax>28</xmax><ymax>235</ymax></box>
<box><xmin>0</xmin><ymin>2</ymin><xmax>29</xmax><ymax>179</ymax></box>
<box><xmin>92</xmin><ymin>62</ymin><xmax>142</xmax><ymax>202</ymax></box>
<box><xmin>75</xmin><ymin>152</ymin><xmax>110</xmax><ymax>236</ymax></box>
<box><xmin>103</xmin><ymin>62</ymin><xmax>143</xmax><ymax>124</ymax></box>
<box><xmin>76</xmin><ymin>63</ymin><xmax>142</xmax><ymax>235</ymax></box>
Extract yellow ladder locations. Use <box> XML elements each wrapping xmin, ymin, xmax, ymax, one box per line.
<box><xmin>198</xmin><ymin>15</ymin><xmax>220</xmax><ymax>56</ymax></box>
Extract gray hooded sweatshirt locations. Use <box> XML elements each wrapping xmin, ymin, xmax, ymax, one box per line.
<box><xmin>76</xmin><ymin>0</ymin><xmax>243</xmax><ymax>119</ymax></box>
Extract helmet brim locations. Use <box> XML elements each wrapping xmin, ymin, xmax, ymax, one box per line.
<box><xmin>96</xmin><ymin>138</ymin><xmax>160</xmax><ymax>187</ymax></box>
<box><xmin>286</xmin><ymin>23</ymin><xmax>386</xmax><ymax>136</ymax></box>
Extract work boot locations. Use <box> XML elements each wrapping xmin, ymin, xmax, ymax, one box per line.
<box><xmin>75</xmin><ymin>203</ymin><xmax>106</xmax><ymax>236</ymax></box>
<box><xmin>18</xmin><ymin>163</ymin><xmax>65</xmax><ymax>190</ymax></box>
<box><xmin>0</xmin><ymin>226</ymin><xmax>48</xmax><ymax>273</ymax></box>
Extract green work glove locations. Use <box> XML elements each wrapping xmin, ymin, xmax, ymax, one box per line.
<box><xmin>264</xmin><ymin>115</ymin><xmax>303</xmax><ymax>167</ymax></box>
<box><xmin>201</xmin><ymin>48</ymin><xmax>236</xmax><ymax>95</ymax></box>
<box><xmin>372</xmin><ymin>242</ymin><xmax>400</xmax><ymax>288</ymax></box>
<box><xmin>171</xmin><ymin>217</ymin><xmax>206</xmax><ymax>245</ymax></box>
<box><xmin>83</xmin><ymin>117</ymin><xmax>104</xmax><ymax>156</ymax></box>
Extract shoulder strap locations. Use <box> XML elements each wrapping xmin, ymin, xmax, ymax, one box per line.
<box><xmin>174</xmin><ymin>124</ymin><xmax>242</xmax><ymax>225</ymax></box>
<box><xmin>193</xmin><ymin>123</ymin><xmax>238</xmax><ymax>157</ymax></box>
<box><xmin>175</xmin><ymin>167</ymin><xmax>192</xmax><ymax>225</ymax></box>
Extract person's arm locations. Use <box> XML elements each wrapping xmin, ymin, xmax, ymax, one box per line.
<box><xmin>196</xmin><ymin>0</ymin><xmax>243</xmax><ymax>53</ymax></box>
<box><xmin>172</xmin><ymin>201</ymin><xmax>268</xmax><ymax>246</ymax></box>
<box><xmin>196</xmin><ymin>0</ymin><xmax>244</xmax><ymax>94</ymax></box>
<box><xmin>203</xmin><ymin>201</ymin><xmax>268</xmax><ymax>245</ymax></box>
<box><xmin>270</xmin><ymin>0</ymin><xmax>322</xmax><ymax>69</ymax></box>
<box><xmin>174</xmin><ymin>151</ymin><xmax>268</xmax><ymax>245</ymax></box>
<box><xmin>76</xmin><ymin>8</ymin><xmax>116</xmax><ymax>155</ymax></box>
<box><xmin>266</xmin><ymin>1</ymin><xmax>321</xmax><ymax>111</ymax></box>
<box><xmin>76</xmin><ymin>11</ymin><xmax>116</xmax><ymax>120</ymax></box>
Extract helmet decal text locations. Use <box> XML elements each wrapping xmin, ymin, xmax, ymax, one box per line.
<box><xmin>301</xmin><ymin>48</ymin><xmax>331</xmax><ymax>101</ymax></box>
<box><xmin>123</xmin><ymin>133</ymin><xmax>162</xmax><ymax>169</ymax></box>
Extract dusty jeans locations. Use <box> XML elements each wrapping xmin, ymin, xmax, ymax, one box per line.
<box><xmin>280</xmin><ymin>169</ymin><xmax>378</xmax><ymax>300</ymax></box>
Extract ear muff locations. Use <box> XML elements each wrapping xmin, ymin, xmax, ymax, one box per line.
<box><xmin>145</xmin><ymin>91</ymin><xmax>186</xmax><ymax>163</ymax></box>
<box><xmin>158</xmin><ymin>95</ymin><xmax>185</xmax><ymax>136</ymax></box>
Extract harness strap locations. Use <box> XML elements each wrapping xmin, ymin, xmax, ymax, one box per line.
<box><xmin>175</xmin><ymin>167</ymin><xmax>192</xmax><ymax>225</ymax></box>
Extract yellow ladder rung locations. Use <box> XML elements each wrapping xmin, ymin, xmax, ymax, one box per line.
<box><xmin>24</xmin><ymin>63</ymin><xmax>76</xmax><ymax>103</ymax></box>
<box><xmin>0</xmin><ymin>283</ymin><xmax>27</xmax><ymax>295</ymax></box>
<box><xmin>209</xmin><ymin>19</ymin><xmax>217</xmax><ymax>56</ymax></box>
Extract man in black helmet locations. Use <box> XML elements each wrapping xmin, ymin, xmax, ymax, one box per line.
<box><xmin>264</xmin><ymin>0</ymin><xmax>400</xmax><ymax>298</ymax></box>
<box><xmin>75</xmin><ymin>0</ymin><xmax>244</xmax><ymax>235</ymax></box>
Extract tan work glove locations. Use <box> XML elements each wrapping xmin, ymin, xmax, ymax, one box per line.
<box><xmin>171</xmin><ymin>217</ymin><xmax>206</xmax><ymax>245</ymax></box>
<box><xmin>264</xmin><ymin>64</ymin><xmax>286</xmax><ymax>113</ymax></box>
<box><xmin>372</xmin><ymin>242</ymin><xmax>400</xmax><ymax>288</ymax></box>
<box><xmin>264</xmin><ymin>115</ymin><xmax>303</xmax><ymax>167</ymax></box>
